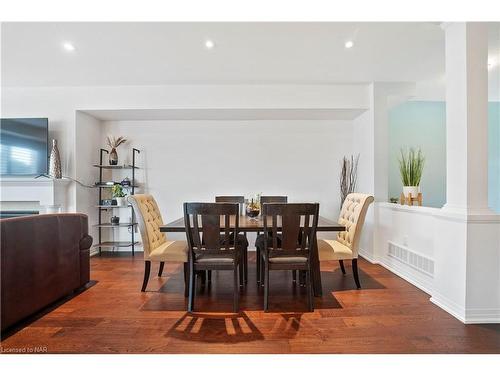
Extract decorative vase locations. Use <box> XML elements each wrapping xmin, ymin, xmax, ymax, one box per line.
<box><xmin>245</xmin><ymin>197</ymin><xmax>260</xmax><ymax>220</ymax></box>
<box><xmin>403</xmin><ymin>186</ymin><xmax>419</xmax><ymax>198</ymax></box>
<box><xmin>114</xmin><ymin>197</ymin><xmax>126</xmax><ymax>206</ymax></box>
<box><xmin>49</xmin><ymin>139</ymin><xmax>62</xmax><ymax>178</ymax></box>
<box><xmin>109</xmin><ymin>148</ymin><xmax>118</xmax><ymax>165</ymax></box>
<box><xmin>110</xmin><ymin>216</ymin><xmax>120</xmax><ymax>225</ymax></box>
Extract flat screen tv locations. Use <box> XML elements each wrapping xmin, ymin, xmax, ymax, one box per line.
<box><xmin>0</xmin><ymin>118</ymin><xmax>49</xmax><ymax>176</ymax></box>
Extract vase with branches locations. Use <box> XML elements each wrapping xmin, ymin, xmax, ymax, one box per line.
<box><xmin>340</xmin><ymin>154</ymin><xmax>359</xmax><ymax>206</ymax></box>
<box><xmin>107</xmin><ymin>135</ymin><xmax>127</xmax><ymax>165</ymax></box>
<box><xmin>398</xmin><ymin>147</ymin><xmax>425</xmax><ymax>198</ymax></box>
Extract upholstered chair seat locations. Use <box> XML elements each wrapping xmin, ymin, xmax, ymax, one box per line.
<box><xmin>318</xmin><ymin>193</ymin><xmax>374</xmax><ymax>288</ymax></box>
<box><xmin>268</xmin><ymin>256</ymin><xmax>307</xmax><ymax>264</ymax></box>
<box><xmin>129</xmin><ymin>194</ymin><xmax>189</xmax><ymax>293</ymax></box>
<box><xmin>148</xmin><ymin>240</ymin><xmax>189</xmax><ymax>262</ymax></box>
<box><xmin>317</xmin><ymin>240</ymin><xmax>353</xmax><ymax>261</ymax></box>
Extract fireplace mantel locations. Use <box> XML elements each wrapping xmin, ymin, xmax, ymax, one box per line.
<box><xmin>0</xmin><ymin>177</ymin><xmax>72</xmax><ymax>213</ymax></box>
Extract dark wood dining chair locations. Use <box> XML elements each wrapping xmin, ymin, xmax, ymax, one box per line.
<box><xmin>215</xmin><ymin>196</ymin><xmax>245</xmax><ymax>214</ymax></box>
<box><xmin>184</xmin><ymin>202</ymin><xmax>245</xmax><ymax>313</ymax></box>
<box><xmin>255</xmin><ymin>196</ymin><xmax>288</xmax><ymax>285</ymax></box>
<box><xmin>215</xmin><ymin>196</ymin><xmax>248</xmax><ymax>284</ymax></box>
<box><xmin>259</xmin><ymin>203</ymin><xmax>319</xmax><ymax>312</ymax></box>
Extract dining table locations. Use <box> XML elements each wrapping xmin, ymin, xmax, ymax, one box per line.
<box><xmin>160</xmin><ymin>215</ymin><xmax>345</xmax><ymax>297</ymax></box>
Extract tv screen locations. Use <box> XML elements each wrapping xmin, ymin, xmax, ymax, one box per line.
<box><xmin>0</xmin><ymin>118</ymin><xmax>49</xmax><ymax>176</ymax></box>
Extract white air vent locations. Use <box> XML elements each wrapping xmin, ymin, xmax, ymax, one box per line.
<box><xmin>388</xmin><ymin>241</ymin><xmax>434</xmax><ymax>276</ymax></box>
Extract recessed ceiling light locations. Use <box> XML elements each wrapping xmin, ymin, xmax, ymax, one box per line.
<box><xmin>345</xmin><ymin>40</ymin><xmax>354</xmax><ymax>49</ymax></box>
<box><xmin>205</xmin><ymin>39</ymin><xmax>215</xmax><ymax>50</ymax></box>
<box><xmin>62</xmin><ymin>42</ymin><xmax>75</xmax><ymax>52</ymax></box>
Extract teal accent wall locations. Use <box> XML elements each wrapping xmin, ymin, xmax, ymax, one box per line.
<box><xmin>389</xmin><ymin>101</ymin><xmax>447</xmax><ymax>208</ymax></box>
<box><xmin>388</xmin><ymin>101</ymin><xmax>500</xmax><ymax>212</ymax></box>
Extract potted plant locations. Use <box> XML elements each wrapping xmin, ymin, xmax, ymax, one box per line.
<box><xmin>107</xmin><ymin>135</ymin><xmax>127</xmax><ymax>165</ymax></box>
<box><xmin>112</xmin><ymin>184</ymin><xmax>127</xmax><ymax>206</ymax></box>
<box><xmin>398</xmin><ymin>147</ymin><xmax>425</xmax><ymax>198</ymax></box>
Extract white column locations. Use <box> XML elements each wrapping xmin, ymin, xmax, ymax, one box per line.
<box><xmin>353</xmin><ymin>82</ymin><xmax>415</xmax><ymax>261</ymax></box>
<box><xmin>431</xmin><ymin>22</ymin><xmax>500</xmax><ymax>323</ymax></box>
<box><xmin>443</xmin><ymin>22</ymin><xmax>490</xmax><ymax>214</ymax></box>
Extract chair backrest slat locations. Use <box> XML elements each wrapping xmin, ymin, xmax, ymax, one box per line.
<box><xmin>301</xmin><ymin>214</ymin><xmax>310</xmax><ymax>251</ymax></box>
<box><xmin>192</xmin><ymin>214</ymin><xmax>203</xmax><ymax>250</ymax></box>
<box><xmin>201</xmin><ymin>213</ymin><xmax>221</xmax><ymax>250</ymax></box>
<box><xmin>281</xmin><ymin>214</ymin><xmax>301</xmax><ymax>251</ymax></box>
<box><xmin>272</xmin><ymin>213</ymin><xmax>278</xmax><ymax>250</ymax></box>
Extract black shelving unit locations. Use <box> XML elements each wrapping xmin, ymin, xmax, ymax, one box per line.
<box><xmin>93</xmin><ymin>148</ymin><xmax>141</xmax><ymax>256</ymax></box>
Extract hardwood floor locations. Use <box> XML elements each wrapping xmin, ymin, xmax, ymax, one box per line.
<box><xmin>1</xmin><ymin>252</ymin><xmax>499</xmax><ymax>353</ymax></box>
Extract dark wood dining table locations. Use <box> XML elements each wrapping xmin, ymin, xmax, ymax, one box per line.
<box><xmin>160</xmin><ymin>215</ymin><xmax>345</xmax><ymax>297</ymax></box>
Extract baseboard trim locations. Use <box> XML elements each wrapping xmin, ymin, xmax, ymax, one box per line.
<box><xmin>358</xmin><ymin>249</ymin><xmax>433</xmax><ymax>295</ymax></box>
<box><xmin>464</xmin><ymin>308</ymin><xmax>500</xmax><ymax>324</ymax></box>
<box><xmin>358</xmin><ymin>248</ymin><xmax>378</xmax><ymax>264</ymax></box>
<box><xmin>430</xmin><ymin>292</ymin><xmax>466</xmax><ymax>323</ymax></box>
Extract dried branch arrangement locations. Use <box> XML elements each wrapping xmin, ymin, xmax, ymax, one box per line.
<box><xmin>106</xmin><ymin>135</ymin><xmax>127</xmax><ymax>149</ymax></box>
<box><xmin>340</xmin><ymin>154</ymin><xmax>360</xmax><ymax>206</ymax></box>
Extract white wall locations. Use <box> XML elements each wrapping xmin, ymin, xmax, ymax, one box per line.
<box><xmin>1</xmin><ymin>83</ymin><xmax>369</xmax><ymax>213</ymax></box>
<box><xmin>103</xmin><ymin>119</ymin><xmax>353</xmax><ymax>246</ymax></box>
<box><xmin>74</xmin><ymin>111</ymin><xmax>101</xmax><ymax>243</ymax></box>
<box><xmin>376</xmin><ymin>203</ymin><xmax>438</xmax><ymax>293</ymax></box>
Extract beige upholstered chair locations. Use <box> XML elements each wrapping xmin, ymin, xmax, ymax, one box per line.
<box><xmin>318</xmin><ymin>193</ymin><xmax>374</xmax><ymax>288</ymax></box>
<box><xmin>128</xmin><ymin>194</ymin><xmax>188</xmax><ymax>293</ymax></box>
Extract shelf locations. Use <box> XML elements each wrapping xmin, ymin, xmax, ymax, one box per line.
<box><xmin>94</xmin><ymin>223</ymin><xmax>138</xmax><ymax>228</ymax></box>
<box><xmin>95</xmin><ymin>147</ymin><xmax>140</xmax><ymax>256</ymax></box>
<box><xmin>94</xmin><ymin>183</ymin><xmax>138</xmax><ymax>188</ymax></box>
<box><xmin>93</xmin><ymin>241</ymin><xmax>140</xmax><ymax>248</ymax></box>
<box><xmin>93</xmin><ymin>164</ymin><xmax>139</xmax><ymax>169</ymax></box>
<box><xmin>97</xmin><ymin>205</ymin><xmax>132</xmax><ymax>209</ymax></box>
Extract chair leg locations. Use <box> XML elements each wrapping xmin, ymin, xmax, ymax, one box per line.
<box><xmin>306</xmin><ymin>268</ymin><xmax>314</xmax><ymax>312</ymax></box>
<box><xmin>299</xmin><ymin>270</ymin><xmax>306</xmax><ymax>287</ymax></box>
<box><xmin>141</xmin><ymin>261</ymin><xmax>151</xmax><ymax>292</ymax></box>
<box><xmin>244</xmin><ymin>247</ymin><xmax>248</xmax><ymax>284</ymax></box>
<box><xmin>188</xmin><ymin>264</ymin><xmax>196</xmax><ymax>312</ymax></box>
<box><xmin>183</xmin><ymin>262</ymin><xmax>189</xmax><ymax>297</ymax></box>
<box><xmin>256</xmin><ymin>246</ymin><xmax>261</xmax><ymax>286</ymax></box>
<box><xmin>233</xmin><ymin>266</ymin><xmax>239</xmax><ymax>313</ymax></box>
<box><xmin>352</xmin><ymin>258</ymin><xmax>361</xmax><ymax>289</ymax></box>
<box><xmin>292</xmin><ymin>270</ymin><xmax>297</xmax><ymax>283</ymax></box>
<box><xmin>264</xmin><ymin>262</ymin><xmax>270</xmax><ymax>312</ymax></box>
<box><xmin>339</xmin><ymin>260</ymin><xmax>346</xmax><ymax>275</ymax></box>
<box><xmin>158</xmin><ymin>261</ymin><xmax>165</xmax><ymax>277</ymax></box>
<box><xmin>239</xmin><ymin>259</ymin><xmax>244</xmax><ymax>287</ymax></box>
<box><xmin>207</xmin><ymin>270</ymin><xmax>212</xmax><ymax>285</ymax></box>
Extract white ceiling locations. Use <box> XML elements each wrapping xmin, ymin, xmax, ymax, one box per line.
<box><xmin>1</xmin><ymin>22</ymin><xmax>447</xmax><ymax>87</ymax></box>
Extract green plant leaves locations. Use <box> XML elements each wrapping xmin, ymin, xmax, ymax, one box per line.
<box><xmin>398</xmin><ymin>147</ymin><xmax>425</xmax><ymax>186</ymax></box>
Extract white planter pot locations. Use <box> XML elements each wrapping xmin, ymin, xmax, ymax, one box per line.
<box><xmin>114</xmin><ymin>197</ymin><xmax>127</xmax><ymax>206</ymax></box>
<box><xmin>403</xmin><ymin>186</ymin><xmax>419</xmax><ymax>198</ymax></box>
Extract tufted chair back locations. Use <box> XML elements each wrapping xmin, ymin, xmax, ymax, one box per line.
<box><xmin>128</xmin><ymin>194</ymin><xmax>167</xmax><ymax>259</ymax></box>
<box><xmin>336</xmin><ymin>193</ymin><xmax>374</xmax><ymax>257</ymax></box>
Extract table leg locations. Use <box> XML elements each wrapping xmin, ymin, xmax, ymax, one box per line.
<box><xmin>311</xmin><ymin>234</ymin><xmax>322</xmax><ymax>297</ymax></box>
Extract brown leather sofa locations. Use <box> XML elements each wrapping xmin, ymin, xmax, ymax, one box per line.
<box><xmin>1</xmin><ymin>213</ymin><xmax>92</xmax><ymax>331</ymax></box>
